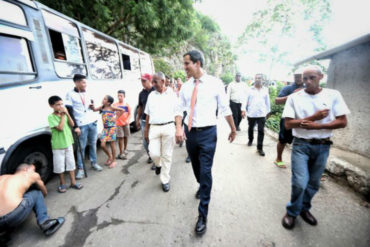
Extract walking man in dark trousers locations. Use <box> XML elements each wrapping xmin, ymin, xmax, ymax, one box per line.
<box><xmin>246</xmin><ymin>74</ymin><xmax>271</xmax><ymax>156</ymax></box>
<box><xmin>175</xmin><ymin>50</ymin><xmax>236</xmax><ymax>236</ymax></box>
<box><xmin>227</xmin><ymin>72</ymin><xmax>248</xmax><ymax>131</ymax></box>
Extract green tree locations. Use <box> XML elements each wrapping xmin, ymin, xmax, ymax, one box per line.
<box><xmin>39</xmin><ymin>0</ymin><xmax>196</xmax><ymax>55</ymax></box>
<box><xmin>173</xmin><ymin>70</ymin><xmax>186</xmax><ymax>81</ymax></box>
<box><xmin>220</xmin><ymin>72</ymin><xmax>233</xmax><ymax>84</ymax></box>
<box><xmin>153</xmin><ymin>58</ymin><xmax>174</xmax><ymax>77</ymax></box>
<box><xmin>238</xmin><ymin>0</ymin><xmax>331</xmax><ymax>78</ymax></box>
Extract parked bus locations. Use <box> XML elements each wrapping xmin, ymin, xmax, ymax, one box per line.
<box><xmin>0</xmin><ymin>0</ymin><xmax>154</xmax><ymax>181</ymax></box>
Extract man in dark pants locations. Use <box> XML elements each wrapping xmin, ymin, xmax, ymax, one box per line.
<box><xmin>246</xmin><ymin>74</ymin><xmax>271</xmax><ymax>156</ymax></box>
<box><xmin>175</xmin><ymin>50</ymin><xmax>236</xmax><ymax>236</ymax></box>
<box><xmin>227</xmin><ymin>72</ymin><xmax>248</xmax><ymax>131</ymax></box>
<box><xmin>274</xmin><ymin>73</ymin><xmax>303</xmax><ymax>168</ymax></box>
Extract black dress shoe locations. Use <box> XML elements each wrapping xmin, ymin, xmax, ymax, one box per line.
<box><xmin>195</xmin><ymin>215</ymin><xmax>207</xmax><ymax>235</ymax></box>
<box><xmin>258</xmin><ymin>149</ymin><xmax>265</xmax><ymax>156</ymax></box>
<box><xmin>185</xmin><ymin>156</ymin><xmax>191</xmax><ymax>163</ymax></box>
<box><xmin>195</xmin><ymin>188</ymin><xmax>200</xmax><ymax>199</ymax></box>
<box><xmin>247</xmin><ymin>141</ymin><xmax>252</xmax><ymax>146</ymax></box>
<box><xmin>162</xmin><ymin>183</ymin><xmax>170</xmax><ymax>192</ymax></box>
<box><xmin>282</xmin><ymin>213</ymin><xmax>296</xmax><ymax>230</ymax></box>
<box><xmin>155</xmin><ymin>166</ymin><xmax>161</xmax><ymax>175</ymax></box>
<box><xmin>300</xmin><ymin>211</ymin><xmax>318</xmax><ymax>226</ymax></box>
<box><xmin>147</xmin><ymin>157</ymin><xmax>153</xmax><ymax>164</ymax></box>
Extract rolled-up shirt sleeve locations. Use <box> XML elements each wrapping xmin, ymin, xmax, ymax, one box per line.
<box><xmin>216</xmin><ymin>80</ymin><xmax>232</xmax><ymax>116</ymax></box>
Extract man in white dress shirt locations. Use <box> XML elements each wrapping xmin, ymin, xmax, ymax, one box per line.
<box><xmin>227</xmin><ymin>72</ymin><xmax>248</xmax><ymax>131</ymax></box>
<box><xmin>144</xmin><ymin>72</ymin><xmax>180</xmax><ymax>192</ymax></box>
<box><xmin>175</xmin><ymin>50</ymin><xmax>236</xmax><ymax>236</ymax></box>
<box><xmin>281</xmin><ymin>66</ymin><xmax>350</xmax><ymax>230</ymax></box>
<box><xmin>246</xmin><ymin>73</ymin><xmax>271</xmax><ymax>156</ymax></box>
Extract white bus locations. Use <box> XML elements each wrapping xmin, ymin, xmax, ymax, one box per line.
<box><xmin>0</xmin><ymin>0</ymin><xmax>154</xmax><ymax>181</ymax></box>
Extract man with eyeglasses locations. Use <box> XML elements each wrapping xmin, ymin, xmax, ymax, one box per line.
<box><xmin>281</xmin><ymin>66</ymin><xmax>350</xmax><ymax>230</ymax></box>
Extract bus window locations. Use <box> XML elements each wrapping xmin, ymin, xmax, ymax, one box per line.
<box><xmin>0</xmin><ymin>1</ymin><xmax>27</xmax><ymax>26</ymax></box>
<box><xmin>0</xmin><ymin>35</ymin><xmax>36</xmax><ymax>85</ymax></box>
<box><xmin>83</xmin><ymin>28</ymin><xmax>121</xmax><ymax>79</ymax></box>
<box><xmin>42</xmin><ymin>10</ymin><xmax>86</xmax><ymax>78</ymax></box>
<box><xmin>122</xmin><ymin>54</ymin><xmax>131</xmax><ymax>70</ymax></box>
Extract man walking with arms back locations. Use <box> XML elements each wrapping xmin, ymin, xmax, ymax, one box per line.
<box><xmin>175</xmin><ymin>50</ymin><xmax>236</xmax><ymax>236</ymax></box>
<box><xmin>281</xmin><ymin>66</ymin><xmax>350</xmax><ymax>229</ymax></box>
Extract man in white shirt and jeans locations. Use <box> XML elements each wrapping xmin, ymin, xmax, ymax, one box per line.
<box><xmin>65</xmin><ymin>74</ymin><xmax>103</xmax><ymax>179</ymax></box>
<box><xmin>227</xmin><ymin>72</ymin><xmax>248</xmax><ymax>131</ymax></box>
<box><xmin>246</xmin><ymin>74</ymin><xmax>271</xmax><ymax>156</ymax></box>
<box><xmin>281</xmin><ymin>66</ymin><xmax>350</xmax><ymax>230</ymax></box>
<box><xmin>144</xmin><ymin>72</ymin><xmax>180</xmax><ymax>192</ymax></box>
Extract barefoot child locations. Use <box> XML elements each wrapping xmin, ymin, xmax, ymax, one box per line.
<box><xmin>92</xmin><ymin>95</ymin><xmax>125</xmax><ymax>168</ymax></box>
<box><xmin>48</xmin><ymin>96</ymin><xmax>83</xmax><ymax>193</ymax></box>
<box><xmin>113</xmin><ymin>90</ymin><xmax>131</xmax><ymax>159</ymax></box>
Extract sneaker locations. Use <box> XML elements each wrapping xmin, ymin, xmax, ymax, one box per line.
<box><xmin>91</xmin><ymin>163</ymin><xmax>103</xmax><ymax>171</ymax></box>
<box><xmin>75</xmin><ymin>169</ymin><xmax>84</xmax><ymax>179</ymax></box>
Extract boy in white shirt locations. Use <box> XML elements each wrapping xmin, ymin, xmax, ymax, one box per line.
<box><xmin>281</xmin><ymin>66</ymin><xmax>350</xmax><ymax>230</ymax></box>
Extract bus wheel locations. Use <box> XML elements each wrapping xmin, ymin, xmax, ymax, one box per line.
<box><xmin>7</xmin><ymin>144</ymin><xmax>53</xmax><ymax>183</ymax></box>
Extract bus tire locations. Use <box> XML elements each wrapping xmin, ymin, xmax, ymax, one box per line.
<box><xmin>6</xmin><ymin>143</ymin><xmax>53</xmax><ymax>183</ymax></box>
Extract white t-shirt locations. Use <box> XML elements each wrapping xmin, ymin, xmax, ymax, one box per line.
<box><xmin>144</xmin><ymin>89</ymin><xmax>181</xmax><ymax>124</ymax></box>
<box><xmin>65</xmin><ymin>89</ymin><xmax>98</xmax><ymax>127</ymax></box>
<box><xmin>282</xmin><ymin>88</ymin><xmax>350</xmax><ymax>139</ymax></box>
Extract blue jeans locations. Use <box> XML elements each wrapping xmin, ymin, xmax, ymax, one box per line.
<box><xmin>0</xmin><ymin>190</ymin><xmax>49</xmax><ymax>230</ymax></box>
<box><xmin>185</xmin><ymin>125</ymin><xmax>217</xmax><ymax>218</ymax></box>
<box><xmin>77</xmin><ymin>121</ymin><xmax>98</xmax><ymax>169</ymax></box>
<box><xmin>140</xmin><ymin>119</ymin><xmax>149</xmax><ymax>155</ymax></box>
<box><xmin>287</xmin><ymin>138</ymin><xmax>330</xmax><ymax>216</ymax></box>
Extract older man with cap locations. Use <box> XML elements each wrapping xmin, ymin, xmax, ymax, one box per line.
<box><xmin>281</xmin><ymin>66</ymin><xmax>350</xmax><ymax>230</ymax></box>
<box><xmin>136</xmin><ymin>73</ymin><xmax>155</xmax><ymax>167</ymax></box>
<box><xmin>227</xmin><ymin>72</ymin><xmax>248</xmax><ymax>131</ymax></box>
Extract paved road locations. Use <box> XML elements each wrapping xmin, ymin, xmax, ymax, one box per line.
<box><xmin>8</xmin><ymin>119</ymin><xmax>370</xmax><ymax>247</ymax></box>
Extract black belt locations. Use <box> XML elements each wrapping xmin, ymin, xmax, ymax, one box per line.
<box><xmin>152</xmin><ymin>121</ymin><xmax>174</xmax><ymax>126</ymax></box>
<box><xmin>187</xmin><ymin>125</ymin><xmax>214</xmax><ymax>132</ymax></box>
<box><xmin>296</xmin><ymin>137</ymin><xmax>333</xmax><ymax>145</ymax></box>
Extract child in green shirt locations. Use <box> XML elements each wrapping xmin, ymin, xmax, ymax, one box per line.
<box><xmin>48</xmin><ymin>96</ymin><xmax>83</xmax><ymax>193</ymax></box>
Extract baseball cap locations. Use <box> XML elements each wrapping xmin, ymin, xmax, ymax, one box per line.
<box><xmin>141</xmin><ymin>73</ymin><xmax>152</xmax><ymax>81</ymax></box>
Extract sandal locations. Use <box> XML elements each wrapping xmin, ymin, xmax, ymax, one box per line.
<box><xmin>117</xmin><ymin>154</ymin><xmax>127</xmax><ymax>160</ymax></box>
<box><xmin>104</xmin><ymin>158</ymin><xmax>112</xmax><ymax>165</ymax></box>
<box><xmin>43</xmin><ymin>217</ymin><xmax>65</xmax><ymax>236</ymax></box>
<box><xmin>70</xmin><ymin>183</ymin><xmax>83</xmax><ymax>190</ymax></box>
<box><xmin>57</xmin><ymin>184</ymin><xmax>67</xmax><ymax>193</ymax></box>
<box><xmin>108</xmin><ymin>161</ymin><xmax>117</xmax><ymax>168</ymax></box>
<box><xmin>274</xmin><ymin>161</ymin><xmax>287</xmax><ymax>168</ymax></box>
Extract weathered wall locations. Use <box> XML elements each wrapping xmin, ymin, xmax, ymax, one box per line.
<box><xmin>326</xmin><ymin>41</ymin><xmax>370</xmax><ymax>158</ymax></box>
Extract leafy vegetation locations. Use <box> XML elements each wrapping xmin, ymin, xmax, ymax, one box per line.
<box><xmin>266</xmin><ymin>82</ymin><xmax>285</xmax><ymax>132</ymax></box>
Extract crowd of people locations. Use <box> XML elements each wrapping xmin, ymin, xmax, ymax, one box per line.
<box><xmin>0</xmin><ymin>49</ymin><xmax>350</xmax><ymax>241</ymax></box>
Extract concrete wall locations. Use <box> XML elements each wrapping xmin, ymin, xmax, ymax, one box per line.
<box><xmin>326</xmin><ymin>41</ymin><xmax>370</xmax><ymax>158</ymax></box>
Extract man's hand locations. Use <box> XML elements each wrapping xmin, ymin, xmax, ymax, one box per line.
<box><xmin>74</xmin><ymin>127</ymin><xmax>81</xmax><ymax>136</ymax></box>
<box><xmin>300</xmin><ymin>120</ymin><xmax>320</xmax><ymax>129</ymax></box>
<box><xmin>312</xmin><ymin>109</ymin><xmax>329</xmax><ymax>121</ymax></box>
<box><xmin>144</xmin><ymin>128</ymin><xmax>149</xmax><ymax>144</ymax></box>
<box><xmin>241</xmin><ymin>111</ymin><xmax>246</xmax><ymax>119</ymax></box>
<box><xmin>175</xmin><ymin>128</ymin><xmax>185</xmax><ymax>144</ymax></box>
<box><xmin>228</xmin><ymin>130</ymin><xmax>236</xmax><ymax>143</ymax></box>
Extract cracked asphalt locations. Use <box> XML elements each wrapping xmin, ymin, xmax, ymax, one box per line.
<box><xmin>8</xmin><ymin>119</ymin><xmax>370</xmax><ymax>247</ymax></box>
